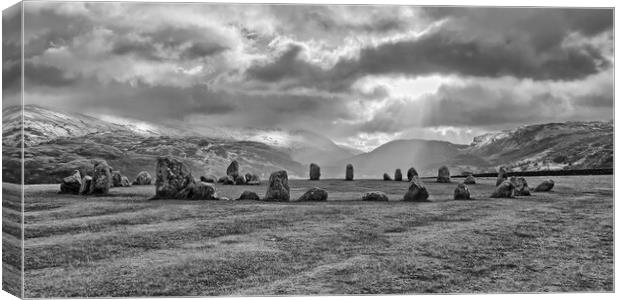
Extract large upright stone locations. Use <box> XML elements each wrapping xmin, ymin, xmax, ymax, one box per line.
<box><xmin>111</xmin><ymin>171</ymin><xmax>122</xmax><ymax>187</ymax></box>
<box><xmin>394</xmin><ymin>169</ymin><xmax>403</xmax><ymax>181</ymax></box>
<box><xmin>511</xmin><ymin>177</ymin><xmax>531</xmax><ymax>196</ymax></box>
<box><xmin>59</xmin><ymin>170</ymin><xmax>82</xmax><ymax>194</ymax></box>
<box><xmin>491</xmin><ymin>181</ymin><xmax>515</xmax><ymax>198</ymax></box>
<box><xmin>383</xmin><ymin>173</ymin><xmax>392</xmax><ymax>181</ymax></box>
<box><xmin>404</xmin><ymin>176</ymin><xmax>430</xmax><ymax>202</ymax></box>
<box><xmin>234</xmin><ymin>175</ymin><xmax>247</xmax><ymax>185</ymax></box>
<box><xmin>345</xmin><ymin>164</ymin><xmax>354</xmax><ymax>181</ymax></box>
<box><xmin>264</xmin><ymin>170</ymin><xmax>290</xmax><ymax>202</ymax></box>
<box><xmin>534</xmin><ymin>179</ymin><xmax>555</xmax><ymax>192</ymax></box>
<box><xmin>454</xmin><ymin>183</ymin><xmax>471</xmax><ymax>200</ymax></box>
<box><xmin>437</xmin><ymin>166</ymin><xmax>451</xmax><ymax>183</ymax></box>
<box><xmin>89</xmin><ymin>160</ymin><xmax>112</xmax><ymax>195</ymax></box>
<box><xmin>226</xmin><ymin>160</ymin><xmax>240</xmax><ymax>179</ymax></box>
<box><xmin>309</xmin><ymin>163</ymin><xmax>321</xmax><ymax>180</ymax></box>
<box><xmin>496</xmin><ymin>166</ymin><xmax>509</xmax><ymax>187</ymax></box>
<box><xmin>407</xmin><ymin>167</ymin><xmax>419</xmax><ymax>181</ymax></box>
<box><xmin>133</xmin><ymin>171</ymin><xmax>152</xmax><ymax>185</ymax></box>
<box><xmin>154</xmin><ymin>157</ymin><xmax>195</xmax><ymax>199</ymax></box>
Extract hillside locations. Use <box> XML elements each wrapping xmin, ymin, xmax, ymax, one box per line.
<box><xmin>2</xmin><ymin>105</ymin><xmax>306</xmax><ymax>184</ymax></box>
<box><xmin>325</xmin><ymin>121</ymin><xmax>613</xmax><ymax>178</ymax></box>
<box><xmin>2</xmin><ymin>105</ymin><xmax>613</xmax><ymax>183</ymax></box>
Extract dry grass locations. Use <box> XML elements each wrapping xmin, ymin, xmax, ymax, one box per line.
<box><xmin>10</xmin><ymin>176</ymin><xmax>614</xmax><ymax>297</ymax></box>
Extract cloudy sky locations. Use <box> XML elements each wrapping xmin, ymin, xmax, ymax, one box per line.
<box><xmin>3</xmin><ymin>2</ymin><xmax>613</xmax><ymax>151</ymax></box>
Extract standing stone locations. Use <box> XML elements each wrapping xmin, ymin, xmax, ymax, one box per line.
<box><xmin>226</xmin><ymin>160</ymin><xmax>240</xmax><ymax>179</ymax></box>
<box><xmin>133</xmin><ymin>171</ymin><xmax>152</xmax><ymax>185</ymax></box>
<box><xmin>264</xmin><ymin>170</ymin><xmax>290</xmax><ymax>202</ymax></box>
<box><xmin>407</xmin><ymin>167</ymin><xmax>419</xmax><ymax>181</ymax></box>
<box><xmin>491</xmin><ymin>181</ymin><xmax>515</xmax><ymax>198</ymax></box>
<box><xmin>246</xmin><ymin>174</ymin><xmax>261</xmax><ymax>185</ymax></box>
<box><xmin>79</xmin><ymin>175</ymin><xmax>92</xmax><ymax>195</ymax></box>
<box><xmin>403</xmin><ymin>176</ymin><xmax>430</xmax><ymax>202</ymax></box>
<box><xmin>383</xmin><ymin>173</ymin><xmax>392</xmax><ymax>180</ymax></box>
<box><xmin>309</xmin><ymin>163</ymin><xmax>321</xmax><ymax>180</ymax></box>
<box><xmin>362</xmin><ymin>191</ymin><xmax>389</xmax><ymax>201</ymax></box>
<box><xmin>394</xmin><ymin>169</ymin><xmax>403</xmax><ymax>181</ymax></box>
<box><xmin>464</xmin><ymin>174</ymin><xmax>476</xmax><ymax>185</ymax></box>
<box><xmin>534</xmin><ymin>179</ymin><xmax>555</xmax><ymax>192</ymax></box>
<box><xmin>234</xmin><ymin>175</ymin><xmax>247</xmax><ymax>185</ymax></box>
<box><xmin>111</xmin><ymin>171</ymin><xmax>122</xmax><ymax>187</ymax></box>
<box><xmin>89</xmin><ymin>160</ymin><xmax>112</xmax><ymax>195</ymax></box>
<box><xmin>178</xmin><ymin>181</ymin><xmax>218</xmax><ymax>200</ymax></box>
<box><xmin>345</xmin><ymin>164</ymin><xmax>354</xmax><ymax>181</ymax></box>
<box><xmin>297</xmin><ymin>187</ymin><xmax>328</xmax><ymax>201</ymax></box>
<box><xmin>238</xmin><ymin>190</ymin><xmax>260</xmax><ymax>200</ymax></box>
<box><xmin>120</xmin><ymin>176</ymin><xmax>131</xmax><ymax>187</ymax></box>
<box><xmin>437</xmin><ymin>166</ymin><xmax>451</xmax><ymax>183</ymax></box>
<box><xmin>154</xmin><ymin>157</ymin><xmax>194</xmax><ymax>199</ymax></box>
<box><xmin>511</xmin><ymin>177</ymin><xmax>531</xmax><ymax>196</ymax></box>
<box><xmin>454</xmin><ymin>183</ymin><xmax>471</xmax><ymax>200</ymax></box>
<box><xmin>244</xmin><ymin>173</ymin><xmax>253</xmax><ymax>182</ymax></box>
<box><xmin>59</xmin><ymin>170</ymin><xmax>82</xmax><ymax>194</ymax></box>
<box><xmin>496</xmin><ymin>166</ymin><xmax>509</xmax><ymax>187</ymax></box>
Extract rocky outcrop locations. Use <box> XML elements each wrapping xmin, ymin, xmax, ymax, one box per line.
<box><xmin>403</xmin><ymin>176</ymin><xmax>430</xmax><ymax>202</ymax></box>
<box><xmin>264</xmin><ymin>170</ymin><xmax>290</xmax><ymax>202</ymax></box>
<box><xmin>154</xmin><ymin>157</ymin><xmax>194</xmax><ymax>199</ymax></box>
<box><xmin>297</xmin><ymin>187</ymin><xmax>328</xmax><ymax>201</ymax></box>
<box><xmin>454</xmin><ymin>183</ymin><xmax>471</xmax><ymax>200</ymax></box>
<box><xmin>437</xmin><ymin>166</ymin><xmax>451</xmax><ymax>183</ymax></box>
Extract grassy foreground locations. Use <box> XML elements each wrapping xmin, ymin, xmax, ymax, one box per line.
<box><xmin>13</xmin><ymin>176</ymin><xmax>614</xmax><ymax>296</ymax></box>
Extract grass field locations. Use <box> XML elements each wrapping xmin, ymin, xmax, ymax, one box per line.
<box><xmin>4</xmin><ymin>175</ymin><xmax>614</xmax><ymax>296</ymax></box>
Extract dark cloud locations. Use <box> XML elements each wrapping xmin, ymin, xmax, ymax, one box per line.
<box><xmin>2</xmin><ymin>3</ymin><xmax>22</xmax><ymax>106</ymax></box>
<box><xmin>357</xmin><ymin>80</ymin><xmax>612</xmax><ymax>133</ymax></box>
<box><xmin>24</xmin><ymin>62</ymin><xmax>80</xmax><ymax>87</ymax></box>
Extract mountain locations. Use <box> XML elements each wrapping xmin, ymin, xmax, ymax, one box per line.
<box><xmin>2</xmin><ymin>105</ymin><xmax>613</xmax><ymax>183</ymax></box>
<box><xmin>2</xmin><ymin>105</ymin><xmax>305</xmax><ymax>184</ymax></box>
<box><xmin>462</xmin><ymin>121</ymin><xmax>613</xmax><ymax>172</ymax></box>
<box><xmin>328</xmin><ymin>120</ymin><xmax>613</xmax><ymax>178</ymax></box>
<box><xmin>324</xmin><ymin>139</ymin><xmax>468</xmax><ymax>178</ymax></box>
